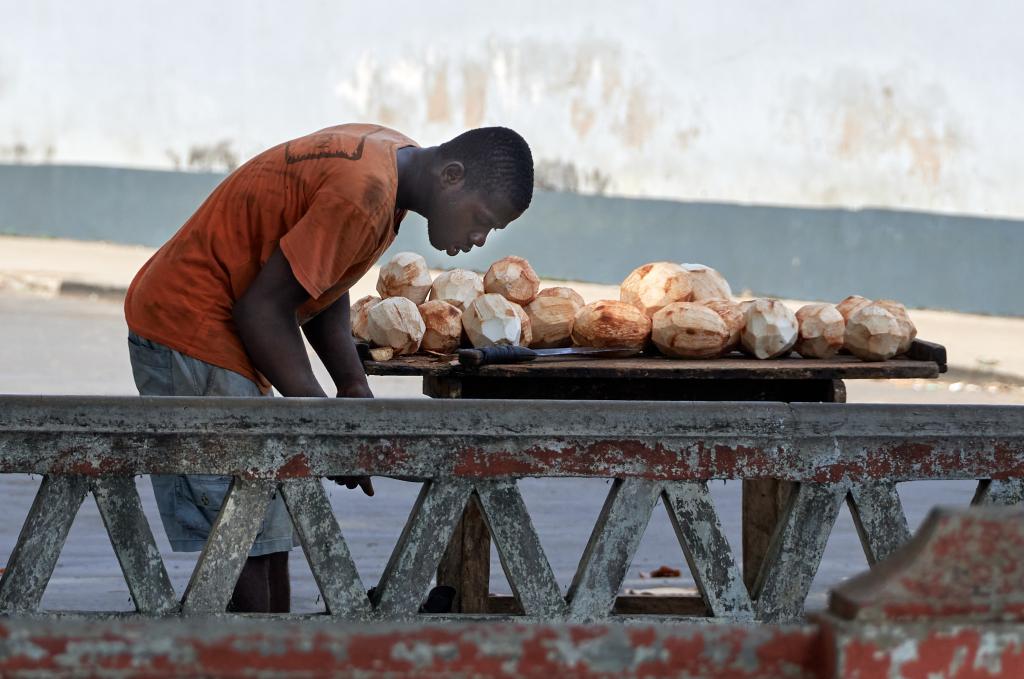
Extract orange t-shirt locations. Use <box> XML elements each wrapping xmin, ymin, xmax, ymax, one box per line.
<box><xmin>125</xmin><ymin>123</ymin><xmax>418</xmax><ymax>392</ymax></box>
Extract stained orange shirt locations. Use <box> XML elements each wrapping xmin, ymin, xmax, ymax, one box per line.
<box><xmin>125</xmin><ymin>124</ymin><xmax>418</xmax><ymax>392</ymax></box>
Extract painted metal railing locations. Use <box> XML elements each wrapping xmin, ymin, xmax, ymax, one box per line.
<box><xmin>0</xmin><ymin>396</ymin><xmax>1021</xmax><ymax>622</ymax></box>
<box><xmin>4</xmin><ymin>506</ymin><xmax>1021</xmax><ymax>677</ymax></box>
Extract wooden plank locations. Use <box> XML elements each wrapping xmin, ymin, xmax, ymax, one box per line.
<box><xmin>373</xmin><ymin>480</ymin><xmax>473</xmax><ymax>618</ymax></box>
<box><xmin>279</xmin><ymin>478</ymin><xmax>370</xmax><ymax>618</ymax></box>
<box><xmin>847</xmin><ymin>481</ymin><xmax>912</xmax><ymax>565</ymax></box>
<box><xmin>180</xmin><ymin>478</ymin><xmax>276</xmax><ymax>615</ymax></box>
<box><xmin>436</xmin><ymin>498</ymin><xmax>490</xmax><ymax>614</ymax></box>
<box><xmin>662</xmin><ymin>481</ymin><xmax>753</xmax><ymax>619</ymax></box>
<box><xmin>448</xmin><ymin>377</ymin><xmax>845</xmax><ymax>401</ymax></box>
<box><xmin>0</xmin><ymin>475</ymin><xmax>88</xmax><ymax>613</ymax></box>
<box><xmin>972</xmin><ymin>479</ymin><xmax>1024</xmax><ymax>506</ymax></box>
<box><xmin>422</xmin><ymin>375</ymin><xmax>463</xmax><ymax>399</ymax></box>
<box><xmin>365</xmin><ymin>351</ymin><xmax>942</xmax><ymax>381</ymax></box>
<box><xmin>613</xmin><ymin>595</ymin><xmax>709</xmax><ymax>616</ymax></box>
<box><xmin>90</xmin><ymin>477</ymin><xmax>177</xmax><ymax>615</ymax></box>
<box><xmin>566</xmin><ymin>479</ymin><xmax>662</xmax><ymax>622</ymax></box>
<box><xmin>741</xmin><ymin>378</ymin><xmax>843</xmax><ymax>592</ymax></box>
<box><xmin>753</xmin><ymin>481</ymin><xmax>849</xmax><ymax>622</ymax></box>
<box><xmin>486</xmin><ymin>594</ymin><xmax>709</xmax><ymax>616</ymax></box>
<box><xmin>474</xmin><ymin>480</ymin><xmax>566</xmax><ymax>618</ymax></box>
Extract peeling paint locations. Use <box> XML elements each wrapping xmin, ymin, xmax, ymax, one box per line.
<box><xmin>0</xmin><ymin>397</ymin><xmax>1022</xmax><ymax>629</ymax></box>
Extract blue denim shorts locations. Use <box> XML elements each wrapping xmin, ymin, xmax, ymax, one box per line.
<box><xmin>127</xmin><ymin>332</ymin><xmax>296</xmax><ymax>556</ymax></box>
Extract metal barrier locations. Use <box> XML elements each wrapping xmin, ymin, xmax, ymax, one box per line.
<box><xmin>0</xmin><ymin>396</ymin><xmax>1021</xmax><ymax>623</ymax></box>
<box><xmin>2</xmin><ymin>506</ymin><xmax>1021</xmax><ymax>677</ymax></box>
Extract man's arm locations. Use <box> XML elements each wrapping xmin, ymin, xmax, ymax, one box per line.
<box><xmin>233</xmin><ymin>248</ymin><xmax>374</xmax><ymax>496</ymax></box>
<box><xmin>232</xmin><ymin>248</ymin><xmax>327</xmax><ymax>397</ymax></box>
<box><xmin>302</xmin><ymin>292</ymin><xmax>373</xmax><ymax>398</ymax></box>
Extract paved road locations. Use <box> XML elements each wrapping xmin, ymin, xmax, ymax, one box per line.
<box><xmin>1</xmin><ymin>291</ymin><xmax>1017</xmax><ymax>614</ymax></box>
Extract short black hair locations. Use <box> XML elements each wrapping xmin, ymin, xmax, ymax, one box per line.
<box><xmin>438</xmin><ymin>127</ymin><xmax>533</xmax><ymax>213</ymax></box>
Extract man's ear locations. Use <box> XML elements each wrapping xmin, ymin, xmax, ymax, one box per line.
<box><xmin>440</xmin><ymin>161</ymin><xmax>465</xmax><ymax>187</ymax></box>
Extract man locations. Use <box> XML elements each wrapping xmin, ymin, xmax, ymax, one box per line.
<box><xmin>124</xmin><ymin>124</ymin><xmax>534</xmax><ymax>612</ymax></box>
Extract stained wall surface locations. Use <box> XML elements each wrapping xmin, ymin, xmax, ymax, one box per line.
<box><xmin>2</xmin><ymin>1</ymin><xmax>1023</xmax><ymax>218</ymax></box>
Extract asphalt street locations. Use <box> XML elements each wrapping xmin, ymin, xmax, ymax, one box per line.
<box><xmin>0</xmin><ymin>291</ymin><xmax>1013</xmax><ymax>614</ymax></box>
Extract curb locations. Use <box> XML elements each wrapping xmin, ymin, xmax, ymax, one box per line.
<box><xmin>58</xmin><ymin>280</ymin><xmax>128</xmax><ymax>301</ymax></box>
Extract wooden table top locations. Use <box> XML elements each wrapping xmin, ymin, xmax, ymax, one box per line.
<box><xmin>362</xmin><ymin>340</ymin><xmax>946</xmax><ymax>382</ymax></box>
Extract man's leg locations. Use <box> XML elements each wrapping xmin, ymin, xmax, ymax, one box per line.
<box><xmin>229</xmin><ymin>555</ymin><xmax>270</xmax><ymax>612</ymax></box>
<box><xmin>268</xmin><ymin>551</ymin><xmax>291</xmax><ymax>613</ymax></box>
<box><xmin>227</xmin><ymin>552</ymin><xmax>288</xmax><ymax>613</ymax></box>
<box><xmin>128</xmin><ymin>333</ymin><xmax>296</xmax><ymax>613</ymax></box>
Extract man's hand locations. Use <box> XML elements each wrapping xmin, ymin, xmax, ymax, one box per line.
<box><xmin>337</xmin><ymin>381</ymin><xmax>373</xmax><ymax>399</ymax></box>
<box><xmin>328</xmin><ymin>475</ymin><xmax>375</xmax><ymax>496</ymax></box>
<box><xmin>302</xmin><ymin>292</ymin><xmax>373</xmax><ymax>398</ymax></box>
<box><xmin>332</xmin><ymin>378</ymin><xmax>374</xmax><ymax>494</ymax></box>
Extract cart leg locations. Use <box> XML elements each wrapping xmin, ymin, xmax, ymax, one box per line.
<box><xmin>423</xmin><ymin>377</ymin><xmax>491</xmax><ymax>613</ymax></box>
<box><xmin>436</xmin><ymin>497</ymin><xmax>490</xmax><ymax>613</ymax></box>
<box><xmin>742</xmin><ymin>379</ymin><xmax>845</xmax><ymax>592</ymax></box>
<box><xmin>742</xmin><ymin>479</ymin><xmax>793</xmax><ymax>592</ymax></box>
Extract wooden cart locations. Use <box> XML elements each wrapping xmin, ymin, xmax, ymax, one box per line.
<box><xmin>362</xmin><ymin>340</ymin><xmax>947</xmax><ymax>614</ymax></box>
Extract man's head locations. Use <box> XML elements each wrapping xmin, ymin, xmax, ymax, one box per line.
<box><xmin>424</xmin><ymin>127</ymin><xmax>533</xmax><ymax>256</ymax></box>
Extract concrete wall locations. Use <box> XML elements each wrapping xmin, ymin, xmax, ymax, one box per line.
<box><xmin>2</xmin><ymin>163</ymin><xmax>1020</xmax><ymax>316</ymax></box>
<box><xmin>2</xmin><ymin>1</ymin><xmax>1023</xmax><ymax>218</ymax></box>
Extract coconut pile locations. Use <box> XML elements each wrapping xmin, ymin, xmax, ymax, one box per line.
<box><xmin>355</xmin><ymin>253</ymin><xmax>917</xmax><ymax>362</ymax></box>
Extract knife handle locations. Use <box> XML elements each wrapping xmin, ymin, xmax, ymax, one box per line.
<box><xmin>458</xmin><ymin>345</ymin><xmax>538</xmax><ymax>367</ymax></box>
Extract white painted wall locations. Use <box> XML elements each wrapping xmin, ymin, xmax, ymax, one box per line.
<box><xmin>2</xmin><ymin>1</ymin><xmax>1022</xmax><ymax>218</ymax></box>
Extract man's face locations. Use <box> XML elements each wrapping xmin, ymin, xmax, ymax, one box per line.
<box><xmin>425</xmin><ymin>162</ymin><xmax>522</xmax><ymax>256</ymax></box>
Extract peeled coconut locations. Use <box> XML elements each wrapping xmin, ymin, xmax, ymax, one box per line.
<box><xmin>350</xmin><ymin>295</ymin><xmax>380</xmax><ymax>342</ymax></box>
<box><xmin>845</xmin><ymin>304</ymin><xmax>904</xmax><ymax>361</ymax></box>
<box><xmin>508</xmin><ymin>302</ymin><xmax>533</xmax><ymax>347</ymax></box>
<box><xmin>368</xmin><ymin>346</ymin><xmax>394</xmax><ymax>362</ymax></box>
<box><xmin>682</xmin><ymin>263</ymin><xmax>732</xmax><ymax>300</ymax></box>
<box><xmin>376</xmin><ymin>252</ymin><xmax>432</xmax><ymax>304</ymax></box>
<box><xmin>700</xmin><ymin>299</ymin><xmax>745</xmax><ymax>351</ymax></box>
<box><xmin>875</xmin><ymin>300</ymin><xmax>917</xmax><ymax>354</ymax></box>
<box><xmin>795</xmin><ymin>303</ymin><xmax>846</xmax><ymax>359</ymax></box>
<box><xmin>367</xmin><ymin>296</ymin><xmax>425</xmax><ymax>355</ymax></box>
<box><xmin>740</xmin><ymin>299</ymin><xmax>799</xmax><ymax>359</ymax></box>
<box><xmin>418</xmin><ymin>300</ymin><xmax>463</xmax><ymax>354</ymax></box>
<box><xmin>571</xmin><ymin>300</ymin><xmax>651</xmax><ymax>350</ymax></box>
<box><xmin>525</xmin><ymin>296</ymin><xmax>577</xmax><ymax>348</ymax></box>
<box><xmin>652</xmin><ymin>302</ymin><xmax>731</xmax><ymax>359</ymax></box>
<box><xmin>620</xmin><ymin>262</ymin><xmax>693</xmax><ymax>317</ymax></box>
<box><xmin>836</xmin><ymin>295</ymin><xmax>872</xmax><ymax>323</ymax></box>
<box><xmin>463</xmin><ymin>293</ymin><xmax>521</xmax><ymax>347</ymax></box>
<box><xmin>483</xmin><ymin>256</ymin><xmax>541</xmax><ymax>306</ymax></box>
<box><xmin>537</xmin><ymin>286</ymin><xmax>586</xmax><ymax>309</ymax></box>
<box><xmin>429</xmin><ymin>269</ymin><xmax>484</xmax><ymax>311</ymax></box>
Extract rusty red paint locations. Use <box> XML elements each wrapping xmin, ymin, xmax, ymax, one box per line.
<box><xmin>837</xmin><ymin>628</ymin><xmax>1024</xmax><ymax>678</ymax></box>
<box><xmin>831</xmin><ymin>509</ymin><xmax>1024</xmax><ymax>624</ymax></box>
<box><xmin>451</xmin><ymin>440</ymin><xmax>786</xmax><ymax>481</ymax></box>
<box><xmin>753</xmin><ymin>628</ymin><xmax>827</xmax><ymax>675</ymax></box>
<box><xmin>3</xmin><ymin>620</ymin><xmax>1024</xmax><ymax>678</ymax></box>
<box><xmin>568</xmin><ymin>624</ymin><xmax>611</xmax><ymax>644</ymax></box>
<box><xmin>634</xmin><ymin>627</ymin><xmax>822</xmax><ymax>678</ymax></box>
<box><xmin>51</xmin><ymin>448</ymin><xmax>123</xmax><ymax>476</ymax></box>
<box><xmin>7</xmin><ymin>429</ymin><xmax>1024</xmax><ymax>483</ymax></box>
<box><xmin>347</xmin><ymin>628</ymin><xmax>506</xmax><ymax>675</ymax></box>
<box><xmin>837</xmin><ymin>637</ymin><xmax>892</xmax><ymax>677</ymax></box>
<box><xmin>626</xmin><ymin>626</ymin><xmax>658</xmax><ymax>648</ymax></box>
<box><xmin>275</xmin><ymin>453</ymin><xmax>312</xmax><ymax>479</ymax></box>
<box><xmin>193</xmin><ymin>631</ymin><xmax>345</xmax><ymax>673</ymax></box>
<box><xmin>990</xmin><ymin>443</ymin><xmax>1024</xmax><ymax>481</ymax></box>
